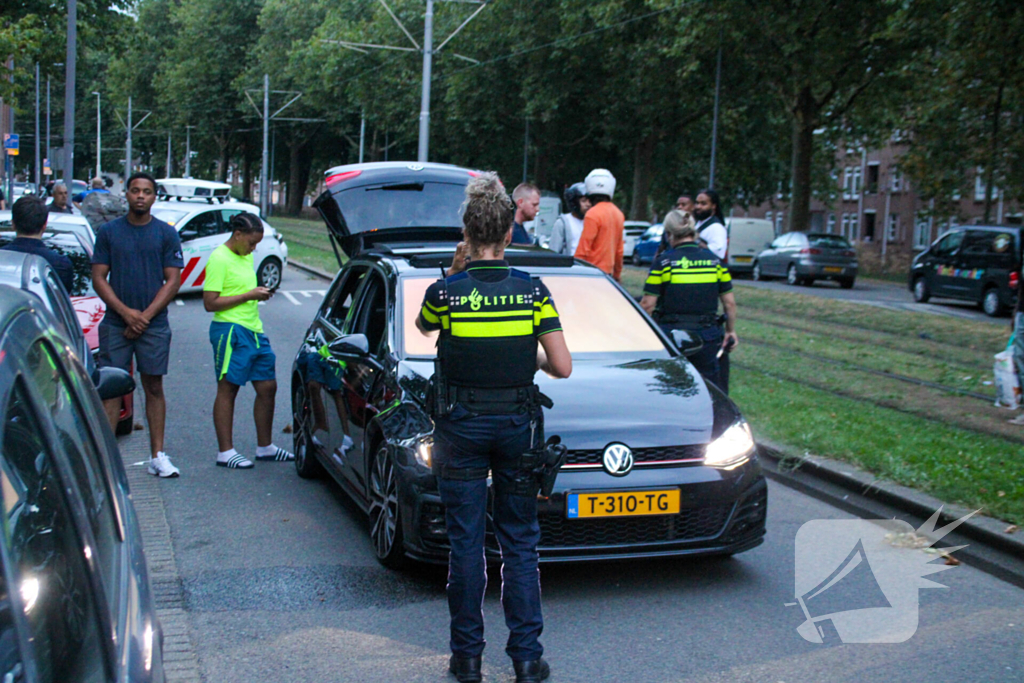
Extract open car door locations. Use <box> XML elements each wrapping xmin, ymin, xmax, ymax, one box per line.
<box><xmin>312</xmin><ymin>162</ymin><xmax>473</xmax><ymax>265</ymax></box>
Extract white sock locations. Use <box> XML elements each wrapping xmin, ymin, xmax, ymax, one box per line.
<box><xmin>255</xmin><ymin>444</ymin><xmax>277</xmax><ymax>457</ymax></box>
<box><xmin>218</xmin><ymin>448</ymin><xmax>238</xmax><ymax>462</ymax></box>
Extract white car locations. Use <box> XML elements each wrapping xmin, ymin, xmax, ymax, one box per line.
<box><xmin>623</xmin><ymin>220</ymin><xmax>651</xmax><ymax>258</ymax></box>
<box><xmin>149</xmin><ymin>179</ymin><xmax>288</xmax><ymax>292</ymax></box>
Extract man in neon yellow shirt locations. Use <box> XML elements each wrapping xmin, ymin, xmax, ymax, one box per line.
<box><xmin>203</xmin><ymin>213</ymin><xmax>293</xmax><ymax>469</ymax></box>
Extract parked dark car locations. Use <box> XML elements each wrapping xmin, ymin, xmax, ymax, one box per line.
<box><xmin>290</xmin><ymin>162</ymin><xmax>767</xmax><ymax>568</ymax></box>
<box><xmin>753</xmin><ymin>232</ymin><xmax>858</xmax><ymax>288</ymax></box>
<box><xmin>0</xmin><ymin>285</ymin><xmax>164</xmax><ymax>682</ymax></box>
<box><xmin>909</xmin><ymin>225</ymin><xmax>1021</xmax><ymax>317</ymax></box>
<box><xmin>630</xmin><ymin>223</ymin><xmax>663</xmax><ymax>266</ymax></box>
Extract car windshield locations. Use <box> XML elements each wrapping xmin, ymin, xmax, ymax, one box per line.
<box><xmin>333</xmin><ymin>181</ymin><xmax>467</xmax><ymax>233</ymax></box>
<box><xmin>401</xmin><ymin>274</ymin><xmax>670</xmax><ymax>359</ymax></box>
<box><xmin>151</xmin><ymin>207</ymin><xmax>190</xmax><ymax>227</ymax></box>
<box><xmin>0</xmin><ymin>234</ymin><xmax>95</xmax><ymax>296</ymax></box>
<box><xmin>642</xmin><ymin>225</ymin><xmax>663</xmax><ymax>240</ymax></box>
<box><xmin>809</xmin><ymin>234</ymin><xmax>852</xmax><ymax>249</ymax></box>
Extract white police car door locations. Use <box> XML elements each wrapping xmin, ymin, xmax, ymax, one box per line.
<box><xmin>178</xmin><ymin>209</ymin><xmax>230</xmax><ymax>292</ymax></box>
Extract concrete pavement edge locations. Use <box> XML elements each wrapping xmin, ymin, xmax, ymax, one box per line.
<box><xmin>288</xmin><ymin>259</ymin><xmax>334</xmax><ymax>282</ymax></box>
<box><xmin>120</xmin><ymin>435</ymin><xmax>204</xmax><ymax>683</ymax></box>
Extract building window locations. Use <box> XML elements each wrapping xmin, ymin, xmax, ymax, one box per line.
<box><xmin>914</xmin><ymin>213</ymin><xmax>932</xmax><ymax>250</ymax></box>
<box><xmin>827</xmin><ymin>213</ymin><xmax>837</xmax><ymax>234</ymax></box>
<box><xmin>887</xmin><ymin>213</ymin><xmax>899</xmax><ymax>242</ymax></box>
<box><xmin>843</xmin><ymin>166</ymin><xmax>862</xmax><ymax>201</ymax></box>
<box><xmin>890</xmin><ymin>169</ymin><xmax>903</xmax><ymax>193</ymax></box>
<box><xmin>841</xmin><ymin>212</ymin><xmax>859</xmax><ymax>241</ymax></box>
<box><xmin>866</xmin><ymin>163</ymin><xmax>880</xmax><ymax>194</ymax></box>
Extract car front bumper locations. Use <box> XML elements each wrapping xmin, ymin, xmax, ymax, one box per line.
<box><xmin>396</xmin><ymin>452</ymin><xmax>767</xmax><ymax>564</ymax></box>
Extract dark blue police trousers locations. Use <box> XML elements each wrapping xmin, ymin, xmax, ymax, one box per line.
<box><xmin>663</xmin><ymin>323</ymin><xmax>724</xmax><ymax>390</ymax></box>
<box><xmin>434</xmin><ymin>405</ymin><xmax>543</xmax><ymax>662</ymax></box>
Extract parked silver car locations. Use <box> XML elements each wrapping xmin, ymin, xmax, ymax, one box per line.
<box><xmin>753</xmin><ymin>232</ymin><xmax>858</xmax><ymax>288</ymax></box>
<box><xmin>0</xmin><ymin>285</ymin><xmax>165</xmax><ymax>682</ymax></box>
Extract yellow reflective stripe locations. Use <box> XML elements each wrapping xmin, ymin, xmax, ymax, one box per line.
<box><xmin>450</xmin><ymin>310</ymin><xmax>533</xmax><ymax>318</ymax></box>
<box><xmin>719</xmin><ymin>266</ymin><xmax>733</xmax><ymax>282</ymax></box>
<box><xmin>669</xmin><ymin>273</ymin><xmax>720</xmax><ymax>284</ymax></box>
<box><xmin>421</xmin><ymin>307</ymin><xmax>440</xmax><ymax>324</ymax></box>
<box><xmin>424</xmin><ymin>300</ymin><xmax>448</xmax><ymax>314</ymax></box>
<box><xmin>451</xmin><ymin>320</ymin><xmax>534</xmax><ymax>337</ymax></box>
<box><xmin>534</xmin><ymin>303</ymin><xmax>558</xmax><ymax>326</ymax></box>
<box><xmin>441</xmin><ymin>315</ymin><xmax>450</xmax><ymax>330</ymax></box>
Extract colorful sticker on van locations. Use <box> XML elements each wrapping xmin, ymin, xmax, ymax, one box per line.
<box><xmin>936</xmin><ymin>265</ymin><xmax>984</xmax><ymax>279</ymax></box>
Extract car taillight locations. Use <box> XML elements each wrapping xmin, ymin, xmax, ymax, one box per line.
<box><xmin>1011</xmin><ymin>271</ymin><xmax>1019</xmax><ymax>289</ymax></box>
<box><xmin>325</xmin><ymin>170</ymin><xmax>362</xmax><ymax>186</ymax></box>
<box><xmin>799</xmin><ymin>248</ymin><xmax>822</xmax><ymax>255</ymax></box>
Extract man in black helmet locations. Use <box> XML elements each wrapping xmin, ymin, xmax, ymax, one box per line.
<box><xmin>549</xmin><ymin>182</ymin><xmax>591</xmax><ymax>255</ymax></box>
<box><xmin>417</xmin><ymin>171</ymin><xmax>572</xmax><ymax>683</ymax></box>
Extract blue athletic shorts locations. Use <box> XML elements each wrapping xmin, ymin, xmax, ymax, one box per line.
<box><xmin>210</xmin><ymin>321</ymin><xmax>276</xmax><ymax>386</ymax></box>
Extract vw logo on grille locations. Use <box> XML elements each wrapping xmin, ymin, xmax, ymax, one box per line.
<box><xmin>602</xmin><ymin>443</ymin><xmax>634</xmax><ymax>476</ymax></box>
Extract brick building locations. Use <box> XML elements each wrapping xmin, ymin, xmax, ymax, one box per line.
<box><xmin>736</xmin><ymin>141</ymin><xmax>1022</xmax><ymax>272</ymax></box>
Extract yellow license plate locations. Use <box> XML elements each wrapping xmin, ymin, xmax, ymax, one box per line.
<box><xmin>824</xmin><ymin>266</ymin><xmax>843</xmax><ymax>273</ymax></box>
<box><xmin>732</xmin><ymin>256</ymin><xmax>752</xmax><ymax>263</ymax></box>
<box><xmin>567</xmin><ymin>490</ymin><xmax>680</xmax><ymax>518</ymax></box>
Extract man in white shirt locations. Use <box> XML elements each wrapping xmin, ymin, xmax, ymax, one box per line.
<box><xmin>549</xmin><ymin>182</ymin><xmax>591</xmax><ymax>255</ymax></box>
<box><xmin>694</xmin><ymin>188</ymin><xmax>728</xmax><ymax>260</ymax></box>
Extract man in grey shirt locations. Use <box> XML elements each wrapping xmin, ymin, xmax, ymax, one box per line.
<box><xmin>92</xmin><ymin>172</ymin><xmax>184</xmax><ymax>477</ymax></box>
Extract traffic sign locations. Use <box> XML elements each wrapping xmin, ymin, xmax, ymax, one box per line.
<box><xmin>43</xmin><ymin>158</ymin><xmax>52</xmax><ymax>176</ymax></box>
<box><xmin>3</xmin><ymin>134</ymin><xmax>19</xmax><ymax>156</ymax></box>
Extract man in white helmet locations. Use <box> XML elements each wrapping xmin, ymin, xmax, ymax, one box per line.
<box><xmin>574</xmin><ymin>169</ymin><xmax>625</xmax><ymax>282</ymax></box>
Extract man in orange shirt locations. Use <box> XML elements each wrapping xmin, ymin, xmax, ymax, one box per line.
<box><xmin>574</xmin><ymin>168</ymin><xmax>625</xmax><ymax>281</ymax></box>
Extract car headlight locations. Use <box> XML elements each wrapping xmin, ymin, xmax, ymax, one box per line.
<box><xmin>400</xmin><ymin>435</ymin><xmax>433</xmax><ymax>469</ymax></box>
<box><xmin>704</xmin><ymin>420</ymin><xmax>754</xmax><ymax>469</ymax></box>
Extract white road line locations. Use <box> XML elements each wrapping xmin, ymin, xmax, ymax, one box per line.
<box><xmin>280</xmin><ymin>291</ymin><xmax>301</xmax><ymax>305</ymax></box>
<box><xmin>299</xmin><ymin>291</ymin><xmax>312</xmax><ymax>298</ymax></box>
<box><xmin>175</xmin><ymin>299</ymin><xmax>184</xmax><ymax>306</ymax></box>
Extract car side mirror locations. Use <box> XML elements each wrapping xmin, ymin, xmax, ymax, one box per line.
<box><xmin>92</xmin><ymin>366</ymin><xmax>136</xmax><ymax>400</ymax></box>
<box><xmin>765</xmin><ymin>241</ymin><xmax>772</xmax><ymax>248</ymax></box>
<box><xmin>670</xmin><ymin>329</ymin><xmax>704</xmax><ymax>357</ymax></box>
<box><xmin>328</xmin><ymin>333</ymin><xmax>370</xmax><ymax>358</ymax></box>
<box><xmin>179</xmin><ymin>229</ymin><xmax>198</xmax><ymax>240</ymax></box>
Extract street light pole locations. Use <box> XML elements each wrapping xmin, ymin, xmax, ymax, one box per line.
<box><xmin>261</xmin><ymin>73</ymin><xmax>269</xmax><ymax>217</ymax></box>
<box><xmin>708</xmin><ymin>35</ymin><xmax>722</xmax><ymax>189</ymax></box>
<box><xmin>417</xmin><ymin>0</ymin><xmax>434</xmax><ymax>162</ymax></box>
<box><xmin>46</xmin><ymin>75</ymin><xmax>51</xmax><ymax>173</ymax></box>
<box><xmin>125</xmin><ymin>96</ymin><xmax>132</xmax><ymax>179</ymax></box>
<box><xmin>185</xmin><ymin>124</ymin><xmax>193</xmax><ymax>177</ymax></box>
<box><xmin>34</xmin><ymin>63</ymin><xmax>40</xmax><ymax>189</ymax></box>
<box><xmin>92</xmin><ymin>91</ymin><xmax>101</xmax><ymax>179</ymax></box>
<box><xmin>63</xmin><ymin>0</ymin><xmax>77</xmax><ymax>190</ymax></box>
<box><xmin>359</xmin><ymin>109</ymin><xmax>366</xmax><ymax>163</ymax></box>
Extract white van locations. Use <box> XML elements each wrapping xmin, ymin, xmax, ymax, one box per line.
<box><xmin>726</xmin><ymin>218</ymin><xmax>775</xmax><ymax>274</ymax></box>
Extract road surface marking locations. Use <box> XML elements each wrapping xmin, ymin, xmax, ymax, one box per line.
<box><xmin>175</xmin><ymin>299</ymin><xmax>184</xmax><ymax>306</ymax></box>
<box><xmin>280</xmin><ymin>291</ymin><xmax>301</xmax><ymax>305</ymax></box>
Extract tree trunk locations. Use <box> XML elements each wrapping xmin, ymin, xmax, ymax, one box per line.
<box><xmin>286</xmin><ymin>139</ymin><xmax>313</xmax><ymax>216</ymax></box>
<box><xmin>242</xmin><ymin>138</ymin><xmax>254</xmax><ymax>203</ymax></box>
<box><xmin>788</xmin><ymin>86</ymin><xmax>817</xmax><ymax>233</ymax></box>
<box><xmin>984</xmin><ymin>81</ymin><xmax>1004</xmax><ymax>224</ymax></box>
<box><xmin>630</xmin><ymin>133</ymin><xmax>656</xmax><ymax>221</ymax></box>
<box><xmin>216</xmin><ymin>135</ymin><xmax>231</xmax><ymax>183</ymax></box>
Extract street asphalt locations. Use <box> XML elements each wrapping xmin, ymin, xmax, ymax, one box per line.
<box><xmin>123</xmin><ymin>266</ymin><xmax>1024</xmax><ymax>683</ymax></box>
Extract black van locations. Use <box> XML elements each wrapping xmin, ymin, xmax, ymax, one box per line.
<box><xmin>909</xmin><ymin>225</ymin><xmax>1021</xmax><ymax>317</ymax></box>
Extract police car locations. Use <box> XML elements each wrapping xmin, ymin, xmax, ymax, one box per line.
<box><xmin>149</xmin><ymin>179</ymin><xmax>288</xmax><ymax>292</ymax></box>
<box><xmin>289</xmin><ymin>162</ymin><xmax>767</xmax><ymax>568</ymax></box>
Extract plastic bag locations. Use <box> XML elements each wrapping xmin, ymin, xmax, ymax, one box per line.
<box><xmin>994</xmin><ymin>349</ymin><xmax>1020</xmax><ymax>408</ymax></box>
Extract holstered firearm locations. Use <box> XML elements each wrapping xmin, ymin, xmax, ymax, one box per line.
<box><xmin>511</xmin><ymin>436</ymin><xmax>568</xmax><ymax>497</ymax></box>
<box><xmin>427</xmin><ymin>356</ymin><xmax>451</xmax><ymax>418</ymax></box>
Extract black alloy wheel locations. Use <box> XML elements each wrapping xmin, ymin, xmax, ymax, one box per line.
<box><xmin>912</xmin><ymin>277</ymin><xmax>930</xmax><ymax>303</ymax></box>
<box><xmin>632</xmin><ymin>251</ymin><xmax>642</xmax><ymax>266</ymax></box>
<box><xmin>293</xmin><ymin>383</ymin><xmax>323</xmax><ymax>479</ymax></box>
<box><xmin>752</xmin><ymin>261</ymin><xmax>763</xmax><ymax>281</ymax></box>
<box><xmin>257</xmin><ymin>257</ymin><xmax>282</xmax><ymax>290</ymax></box>
<box><xmin>840</xmin><ymin>278</ymin><xmax>855</xmax><ymax>290</ymax></box>
<box><xmin>368</xmin><ymin>444</ymin><xmax>406</xmax><ymax>569</ymax></box>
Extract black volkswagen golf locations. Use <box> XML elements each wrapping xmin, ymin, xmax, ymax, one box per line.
<box><xmin>291</xmin><ymin>161</ymin><xmax>767</xmax><ymax>567</ymax></box>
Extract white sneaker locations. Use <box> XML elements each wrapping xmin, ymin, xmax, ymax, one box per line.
<box><xmin>148</xmin><ymin>453</ymin><xmax>180</xmax><ymax>478</ymax></box>
<box><xmin>342</xmin><ymin>435</ymin><xmax>354</xmax><ymax>453</ymax></box>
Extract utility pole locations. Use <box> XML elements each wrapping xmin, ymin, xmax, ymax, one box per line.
<box><xmin>359</xmin><ymin>110</ymin><xmax>366</xmax><ymax>163</ymax></box>
<box><xmin>46</xmin><ymin>74</ymin><xmax>51</xmax><ymax>172</ymax></box>
<box><xmin>325</xmin><ymin>0</ymin><xmax>487</xmax><ymax>164</ymax></box>
<box><xmin>63</xmin><ymin>0</ymin><xmax>77</xmax><ymax>190</ymax></box>
<box><xmin>118</xmin><ymin>97</ymin><xmax>149</xmax><ymax>181</ymax></box>
<box><xmin>166</xmin><ymin>133</ymin><xmax>172</xmax><ymax>177</ymax></box>
<box><xmin>522</xmin><ymin>118</ymin><xmax>528</xmax><ymax>183</ymax></box>
<box><xmin>92</xmin><ymin>91</ymin><xmax>101</xmax><ymax>178</ymax></box>
<box><xmin>35</xmin><ymin>63</ymin><xmax>40</xmax><ymax>189</ymax></box>
<box><xmin>269</xmin><ymin>126</ymin><xmax>276</xmax><ymax>214</ymax></box>
<box><xmin>261</xmin><ymin>74</ymin><xmax>269</xmax><ymax>216</ymax></box>
<box><xmin>708</xmin><ymin>34</ymin><xmax>722</xmax><ymax>189</ymax></box>
<box><xmin>185</xmin><ymin>124</ymin><xmax>193</xmax><ymax>177</ymax></box>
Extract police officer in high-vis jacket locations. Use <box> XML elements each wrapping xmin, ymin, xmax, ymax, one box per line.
<box><xmin>416</xmin><ymin>172</ymin><xmax>572</xmax><ymax>683</ymax></box>
<box><xmin>640</xmin><ymin>209</ymin><xmax>737</xmax><ymax>390</ymax></box>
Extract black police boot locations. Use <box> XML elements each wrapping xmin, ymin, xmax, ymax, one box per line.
<box><xmin>513</xmin><ymin>658</ymin><xmax>550</xmax><ymax>683</ymax></box>
<box><xmin>449</xmin><ymin>654</ymin><xmax>482</xmax><ymax>683</ymax></box>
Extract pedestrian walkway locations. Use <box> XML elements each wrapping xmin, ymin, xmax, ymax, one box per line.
<box><xmin>120</xmin><ymin>435</ymin><xmax>202</xmax><ymax>683</ymax></box>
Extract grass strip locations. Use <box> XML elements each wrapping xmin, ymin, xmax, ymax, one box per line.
<box><xmin>739</xmin><ymin>318</ymin><xmax>996</xmax><ymax>398</ymax></box>
<box><xmin>733</xmin><ymin>342</ymin><xmax>1024</xmax><ymax>443</ymax></box>
<box><xmin>732</xmin><ymin>369</ymin><xmax>1024</xmax><ymax>525</ymax></box>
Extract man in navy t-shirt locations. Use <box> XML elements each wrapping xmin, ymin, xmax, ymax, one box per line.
<box><xmin>92</xmin><ymin>172</ymin><xmax>184</xmax><ymax>478</ymax></box>
<box><xmin>1</xmin><ymin>195</ymin><xmax>75</xmax><ymax>292</ymax></box>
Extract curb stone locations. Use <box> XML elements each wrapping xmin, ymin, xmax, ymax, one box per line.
<box><xmin>288</xmin><ymin>259</ymin><xmax>334</xmax><ymax>282</ymax></box>
<box><xmin>758</xmin><ymin>438</ymin><xmax>1024</xmax><ymax>561</ymax></box>
<box><xmin>120</xmin><ymin>435</ymin><xmax>203</xmax><ymax>683</ymax></box>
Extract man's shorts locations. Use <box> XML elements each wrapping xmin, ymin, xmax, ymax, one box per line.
<box><xmin>98</xmin><ymin>323</ymin><xmax>171</xmax><ymax>376</ymax></box>
<box><xmin>210</xmin><ymin>321</ymin><xmax>276</xmax><ymax>386</ymax></box>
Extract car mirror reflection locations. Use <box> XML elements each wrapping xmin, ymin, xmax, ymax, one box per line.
<box><xmin>328</xmin><ymin>333</ymin><xmax>370</xmax><ymax>358</ymax></box>
<box><xmin>92</xmin><ymin>366</ymin><xmax>136</xmax><ymax>400</ymax></box>
<box><xmin>670</xmin><ymin>329</ymin><xmax>704</xmax><ymax>357</ymax></box>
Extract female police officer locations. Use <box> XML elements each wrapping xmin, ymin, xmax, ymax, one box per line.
<box><xmin>640</xmin><ymin>209</ymin><xmax>737</xmax><ymax>389</ymax></box>
<box><xmin>416</xmin><ymin>172</ymin><xmax>572</xmax><ymax>683</ymax></box>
